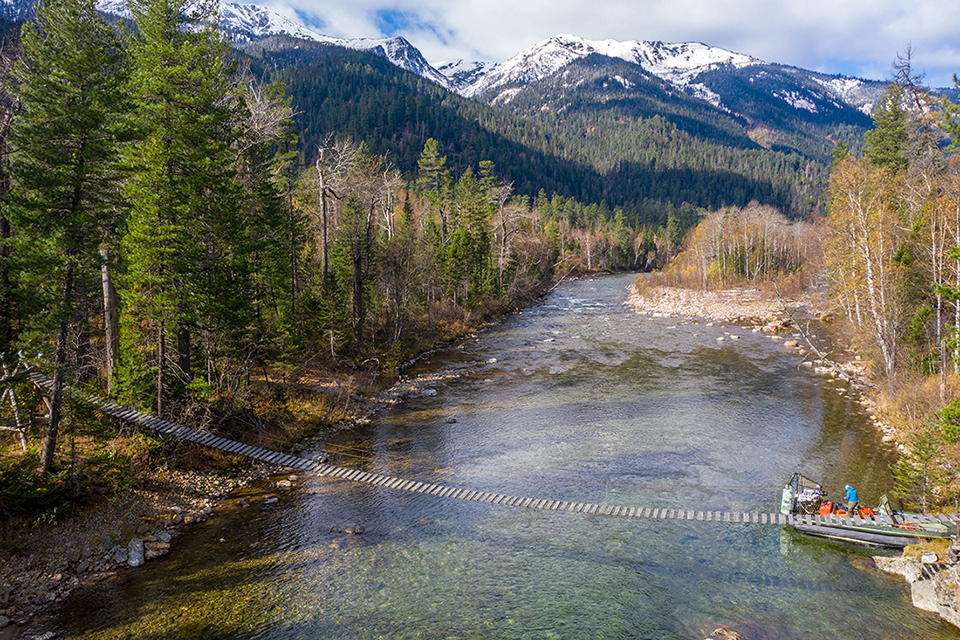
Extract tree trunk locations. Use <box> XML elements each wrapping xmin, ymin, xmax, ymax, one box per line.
<box><xmin>317</xmin><ymin>154</ymin><xmax>330</xmax><ymax>281</ymax></box>
<box><xmin>40</xmin><ymin>265</ymin><xmax>74</xmax><ymax>475</ymax></box>
<box><xmin>177</xmin><ymin>323</ymin><xmax>191</xmax><ymax>382</ymax></box>
<box><xmin>100</xmin><ymin>248</ymin><xmax>118</xmax><ymax>393</ymax></box>
<box><xmin>157</xmin><ymin>322</ymin><xmax>165</xmax><ymax>419</ymax></box>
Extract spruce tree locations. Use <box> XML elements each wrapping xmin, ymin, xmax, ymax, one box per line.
<box><xmin>864</xmin><ymin>83</ymin><xmax>908</xmax><ymax>171</ymax></box>
<box><xmin>10</xmin><ymin>0</ymin><xmax>129</xmax><ymax>474</ymax></box>
<box><xmin>121</xmin><ymin>0</ymin><xmax>240</xmax><ymax>415</ymax></box>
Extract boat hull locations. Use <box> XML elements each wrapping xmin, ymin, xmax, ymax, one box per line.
<box><xmin>788</xmin><ymin>522</ymin><xmax>923</xmax><ymax>548</ymax></box>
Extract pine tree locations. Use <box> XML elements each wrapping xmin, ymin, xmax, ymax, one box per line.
<box><xmin>9</xmin><ymin>0</ymin><xmax>129</xmax><ymax>474</ymax></box>
<box><xmin>864</xmin><ymin>83</ymin><xmax>908</xmax><ymax>171</ymax></box>
<box><xmin>416</xmin><ymin>138</ymin><xmax>451</xmax><ymax>247</ymax></box>
<box><xmin>121</xmin><ymin>0</ymin><xmax>240</xmax><ymax>415</ymax></box>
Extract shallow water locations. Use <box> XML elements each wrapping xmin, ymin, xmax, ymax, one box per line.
<box><xmin>27</xmin><ymin>274</ymin><xmax>960</xmax><ymax>639</ymax></box>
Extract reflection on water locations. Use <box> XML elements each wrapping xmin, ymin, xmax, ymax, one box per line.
<box><xmin>29</xmin><ymin>274</ymin><xmax>960</xmax><ymax>640</ymax></box>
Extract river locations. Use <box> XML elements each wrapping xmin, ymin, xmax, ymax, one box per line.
<box><xmin>26</xmin><ymin>273</ymin><xmax>960</xmax><ymax>639</ymax></box>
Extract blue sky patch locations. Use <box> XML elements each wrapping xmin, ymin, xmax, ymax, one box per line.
<box><xmin>374</xmin><ymin>8</ymin><xmax>418</xmax><ymax>36</ymax></box>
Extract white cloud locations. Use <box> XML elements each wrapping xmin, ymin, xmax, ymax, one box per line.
<box><xmin>259</xmin><ymin>0</ymin><xmax>960</xmax><ymax>86</ymax></box>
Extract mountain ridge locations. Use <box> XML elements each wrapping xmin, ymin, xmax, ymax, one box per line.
<box><xmin>79</xmin><ymin>0</ymin><xmax>890</xmax><ymax>120</ymax></box>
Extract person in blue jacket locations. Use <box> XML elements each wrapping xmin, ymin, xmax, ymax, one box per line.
<box><xmin>844</xmin><ymin>484</ymin><xmax>858</xmax><ymax>515</ymax></box>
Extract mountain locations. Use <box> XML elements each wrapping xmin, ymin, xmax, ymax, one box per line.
<box><xmin>0</xmin><ymin>0</ymin><xmax>880</xmax><ymax>222</ymax></box>
<box><xmin>448</xmin><ymin>35</ymin><xmax>880</xmax><ymax>121</ymax></box>
<box><xmin>449</xmin><ymin>35</ymin><xmax>761</xmax><ymax>99</ymax></box>
<box><xmin>92</xmin><ymin>0</ymin><xmax>453</xmax><ymax>88</ymax></box>
<box><xmin>442</xmin><ymin>34</ymin><xmax>879</xmax><ymax>161</ymax></box>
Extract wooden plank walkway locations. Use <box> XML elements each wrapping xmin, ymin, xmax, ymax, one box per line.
<box><xmin>27</xmin><ymin>370</ymin><xmax>960</xmax><ymax>528</ymax></box>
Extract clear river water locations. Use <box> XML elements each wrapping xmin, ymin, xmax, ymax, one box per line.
<box><xmin>26</xmin><ymin>273</ymin><xmax>960</xmax><ymax>639</ymax></box>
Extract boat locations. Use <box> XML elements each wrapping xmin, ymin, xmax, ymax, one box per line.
<box><xmin>780</xmin><ymin>473</ymin><xmax>957</xmax><ymax>548</ymax></box>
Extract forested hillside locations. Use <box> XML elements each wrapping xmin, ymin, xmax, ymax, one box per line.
<box><xmin>489</xmin><ymin>55</ymin><xmax>831</xmax><ymax>221</ymax></box>
<box><xmin>242</xmin><ymin>38</ymin><xmax>837</xmax><ymax>229</ymax></box>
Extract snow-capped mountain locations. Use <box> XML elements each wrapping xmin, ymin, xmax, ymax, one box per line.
<box><xmin>439</xmin><ymin>33</ymin><xmax>888</xmax><ymax>119</ymax></box>
<box><xmin>94</xmin><ymin>0</ymin><xmax>452</xmax><ymax>89</ymax></box>
<box><xmin>14</xmin><ymin>0</ymin><xmax>886</xmax><ymax>120</ymax></box>
<box><xmin>450</xmin><ymin>34</ymin><xmax>761</xmax><ymax>99</ymax></box>
<box><xmin>434</xmin><ymin>59</ymin><xmax>493</xmax><ymax>93</ymax></box>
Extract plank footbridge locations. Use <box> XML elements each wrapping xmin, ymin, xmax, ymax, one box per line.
<box><xmin>27</xmin><ymin>371</ymin><xmax>960</xmax><ymax>529</ymax></box>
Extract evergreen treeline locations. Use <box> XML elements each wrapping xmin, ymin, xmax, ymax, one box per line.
<box><xmin>0</xmin><ymin>0</ymin><xmax>654</xmax><ymax>482</ymax></box>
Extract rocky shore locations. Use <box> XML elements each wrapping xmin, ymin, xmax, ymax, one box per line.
<box><xmin>0</xmin><ymin>367</ymin><xmax>457</xmax><ymax>638</ymax></box>
<box><xmin>875</xmin><ymin>544</ymin><xmax>960</xmax><ymax>628</ymax></box>
<box><xmin>626</xmin><ymin>285</ymin><xmax>875</xmax><ymax>389</ymax></box>
<box><xmin>0</xmin><ymin>461</ymin><xmax>286</xmax><ymax>636</ymax></box>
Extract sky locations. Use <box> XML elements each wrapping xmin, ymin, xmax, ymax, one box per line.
<box><xmin>259</xmin><ymin>0</ymin><xmax>960</xmax><ymax>87</ymax></box>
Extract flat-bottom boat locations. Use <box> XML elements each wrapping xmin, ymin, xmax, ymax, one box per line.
<box><xmin>780</xmin><ymin>473</ymin><xmax>956</xmax><ymax>548</ymax></box>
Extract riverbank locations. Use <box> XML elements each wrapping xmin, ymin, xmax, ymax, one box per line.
<box><xmin>625</xmin><ymin>283</ymin><xmax>879</xmax><ymax>404</ymax></box>
<box><xmin>0</xmin><ymin>361</ymin><xmax>462</xmax><ymax>638</ymax></box>
<box><xmin>0</xmin><ymin>458</ymin><xmax>279</xmax><ymax>636</ymax></box>
<box><xmin>625</xmin><ymin>284</ymin><xmax>807</xmax><ymax>323</ymax></box>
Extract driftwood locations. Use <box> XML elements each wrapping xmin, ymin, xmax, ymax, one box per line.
<box><xmin>0</xmin><ymin>359</ymin><xmax>52</xmax><ymax>451</ymax></box>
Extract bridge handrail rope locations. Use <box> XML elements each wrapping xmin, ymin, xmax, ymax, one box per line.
<box><xmin>23</xmin><ymin>369</ymin><xmax>960</xmax><ymax>528</ymax></box>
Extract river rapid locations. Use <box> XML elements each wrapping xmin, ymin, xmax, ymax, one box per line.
<box><xmin>26</xmin><ymin>274</ymin><xmax>960</xmax><ymax>639</ymax></box>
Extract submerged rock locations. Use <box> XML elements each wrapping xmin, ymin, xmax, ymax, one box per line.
<box><xmin>330</xmin><ymin>523</ymin><xmax>365</xmax><ymax>535</ymax></box>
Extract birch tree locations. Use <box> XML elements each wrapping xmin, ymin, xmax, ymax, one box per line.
<box><xmin>826</xmin><ymin>157</ymin><xmax>903</xmax><ymax>375</ymax></box>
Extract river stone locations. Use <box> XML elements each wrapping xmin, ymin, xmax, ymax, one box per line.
<box><xmin>97</xmin><ymin>536</ymin><xmax>115</xmax><ymax>554</ymax></box>
<box><xmin>922</xmin><ymin>552</ymin><xmax>939</xmax><ymax>564</ymax></box>
<box><xmin>112</xmin><ymin>546</ymin><xmax>128</xmax><ymax>565</ymax></box>
<box><xmin>422</xmin><ymin>388</ymin><xmax>437</xmax><ymax>397</ymax></box>
<box><xmin>912</xmin><ymin>579</ymin><xmax>939</xmax><ymax>612</ymax></box>
<box><xmin>127</xmin><ymin>538</ymin><xmax>145</xmax><ymax>568</ymax></box>
<box><xmin>156</xmin><ymin>530</ymin><xmax>173</xmax><ymax>544</ymax></box>
<box><xmin>0</xmin><ymin>615</ymin><xmax>8</xmax><ymax>628</ymax></box>
<box><xmin>145</xmin><ymin>548</ymin><xmax>167</xmax><ymax>561</ymax></box>
<box><xmin>330</xmin><ymin>523</ymin><xmax>365</xmax><ymax>535</ymax></box>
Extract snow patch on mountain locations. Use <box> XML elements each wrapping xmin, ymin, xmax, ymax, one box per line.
<box><xmin>813</xmin><ymin>76</ymin><xmax>865</xmax><ymax>99</ymax></box>
<box><xmin>686</xmin><ymin>83</ymin><xmax>724</xmax><ymax>109</ymax></box>
<box><xmin>776</xmin><ymin>90</ymin><xmax>819</xmax><ymax>113</ymax></box>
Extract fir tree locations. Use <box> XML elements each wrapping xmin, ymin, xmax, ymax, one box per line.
<box><xmin>121</xmin><ymin>0</ymin><xmax>241</xmax><ymax>416</ymax></box>
<box><xmin>10</xmin><ymin>0</ymin><xmax>129</xmax><ymax>474</ymax></box>
<box><xmin>864</xmin><ymin>83</ymin><xmax>908</xmax><ymax>171</ymax></box>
